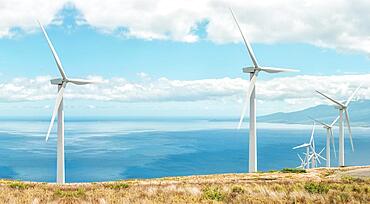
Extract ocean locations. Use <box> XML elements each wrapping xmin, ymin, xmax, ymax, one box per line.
<box><xmin>0</xmin><ymin>118</ymin><xmax>369</xmax><ymax>183</ymax></box>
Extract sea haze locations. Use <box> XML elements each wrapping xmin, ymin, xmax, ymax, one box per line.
<box><xmin>0</xmin><ymin>118</ymin><xmax>369</xmax><ymax>183</ymax></box>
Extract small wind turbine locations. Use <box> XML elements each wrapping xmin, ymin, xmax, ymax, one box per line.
<box><xmin>293</xmin><ymin>143</ymin><xmax>311</xmax><ymax>169</ymax></box>
<box><xmin>38</xmin><ymin>21</ymin><xmax>96</xmax><ymax>184</ymax></box>
<box><xmin>315</xmin><ymin>84</ymin><xmax>362</xmax><ymax>166</ymax></box>
<box><xmin>230</xmin><ymin>8</ymin><xmax>299</xmax><ymax>173</ymax></box>
<box><xmin>296</xmin><ymin>153</ymin><xmax>309</xmax><ymax>169</ymax></box>
<box><xmin>312</xmin><ymin>147</ymin><xmax>326</xmax><ymax>168</ymax></box>
<box><xmin>310</xmin><ymin>116</ymin><xmax>338</xmax><ymax>167</ymax></box>
<box><xmin>308</xmin><ymin>124</ymin><xmax>326</xmax><ymax>168</ymax></box>
<box><xmin>293</xmin><ymin>122</ymin><xmax>316</xmax><ymax>169</ymax></box>
<box><xmin>293</xmin><ymin>122</ymin><xmax>325</xmax><ymax>168</ymax></box>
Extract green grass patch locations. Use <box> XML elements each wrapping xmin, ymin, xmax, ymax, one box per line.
<box><xmin>9</xmin><ymin>182</ymin><xmax>29</xmax><ymax>190</ymax></box>
<box><xmin>202</xmin><ymin>186</ymin><xmax>225</xmax><ymax>201</ymax></box>
<box><xmin>54</xmin><ymin>188</ymin><xmax>86</xmax><ymax>198</ymax></box>
<box><xmin>107</xmin><ymin>182</ymin><xmax>129</xmax><ymax>190</ymax></box>
<box><xmin>280</xmin><ymin>168</ymin><xmax>306</xmax><ymax>173</ymax></box>
<box><xmin>304</xmin><ymin>182</ymin><xmax>330</xmax><ymax>194</ymax></box>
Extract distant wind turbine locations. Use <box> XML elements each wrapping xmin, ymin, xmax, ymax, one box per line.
<box><xmin>230</xmin><ymin>8</ymin><xmax>299</xmax><ymax>173</ymax></box>
<box><xmin>293</xmin><ymin>143</ymin><xmax>310</xmax><ymax>169</ymax></box>
<box><xmin>293</xmin><ymin>122</ymin><xmax>316</xmax><ymax>169</ymax></box>
<box><xmin>296</xmin><ymin>153</ymin><xmax>309</xmax><ymax>169</ymax></box>
<box><xmin>312</xmin><ymin>147</ymin><xmax>326</xmax><ymax>168</ymax></box>
<box><xmin>307</xmin><ymin>123</ymin><xmax>326</xmax><ymax>168</ymax></box>
<box><xmin>310</xmin><ymin>116</ymin><xmax>338</xmax><ymax>167</ymax></box>
<box><xmin>315</xmin><ymin>84</ymin><xmax>362</xmax><ymax>166</ymax></box>
<box><xmin>293</xmin><ymin>122</ymin><xmax>325</xmax><ymax>168</ymax></box>
<box><xmin>38</xmin><ymin>21</ymin><xmax>96</xmax><ymax>184</ymax></box>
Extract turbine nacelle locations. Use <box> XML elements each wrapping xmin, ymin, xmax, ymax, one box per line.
<box><xmin>50</xmin><ymin>78</ymin><xmax>64</xmax><ymax>85</ymax></box>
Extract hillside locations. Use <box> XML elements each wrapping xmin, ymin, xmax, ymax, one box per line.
<box><xmin>258</xmin><ymin>100</ymin><xmax>370</xmax><ymax>126</ymax></box>
<box><xmin>0</xmin><ymin>166</ymin><xmax>369</xmax><ymax>203</ymax></box>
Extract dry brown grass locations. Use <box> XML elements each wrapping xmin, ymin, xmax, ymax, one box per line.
<box><xmin>0</xmin><ymin>166</ymin><xmax>369</xmax><ymax>203</ymax></box>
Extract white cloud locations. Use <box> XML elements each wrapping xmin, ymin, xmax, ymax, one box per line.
<box><xmin>72</xmin><ymin>0</ymin><xmax>370</xmax><ymax>54</ymax></box>
<box><xmin>72</xmin><ymin>0</ymin><xmax>208</xmax><ymax>42</ymax></box>
<box><xmin>0</xmin><ymin>75</ymin><xmax>368</xmax><ymax>113</ymax></box>
<box><xmin>2</xmin><ymin>0</ymin><xmax>370</xmax><ymax>54</ymax></box>
<box><xmin>0</xmin><ymin>0</ymin><xmax>68</xmax><ymax>37</ymax></box>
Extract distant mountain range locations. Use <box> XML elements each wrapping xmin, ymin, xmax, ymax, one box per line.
<box><xmin>258</xmin><ymin>100</ymin><xmax>370</xmax><ymax>126</ymax></box>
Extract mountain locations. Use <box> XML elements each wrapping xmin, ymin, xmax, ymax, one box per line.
<box><xmin>258</xmin><ymin>100</ymin><xmax>370</xmax><ymax>126</ymax></box>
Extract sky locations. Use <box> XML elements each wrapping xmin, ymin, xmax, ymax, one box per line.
<box><xmin>0</xmin><ymin>0</ymin><xmax>370</xmax><ymax>118</ymax></box>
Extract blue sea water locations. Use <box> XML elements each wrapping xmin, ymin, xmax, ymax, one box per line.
<box><xmin>0</xmin><ymin>118</ymin><xmax>369</xmax><ymax>183</ymax></box>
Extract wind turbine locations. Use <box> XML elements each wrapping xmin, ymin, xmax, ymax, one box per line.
<box><xmin>315</xmin><ymin>84</ymin><xmax>362</xmax><ymax>166</ymax></box>
<box><xmin>307</xmin><ymin>123</ymin><xmax>326</xmax><ymax>168</ymax></box>
<box><xmin>296</xmin><ymin>153</ymin><xmax>309</xmax><ymax>169</ymax></box>
<box><xmin>38</xmin><ymin>21</ymin><xmax>96</xmax><ymax>184</ymax></box>
<box><xmin>293</xmin><ymin>143</ymin><xmax>311</xmax><ymax>169</ymax></box>
<box><xmin>230</xmin><ymin>8</ymin><xmax>299</xmax><ymax>173</ymax></box>
<box><xmin>310</xmin><ymin>116</ymin><xmax>338</xmax><ymax>167</ymax></box>
<box><xmin>312</xmin><ymin>147</ymin><xmax>326</xmax><ymax>168</ymax></box>
<box><xmin>293</xmin><ymin>122</ymin><xmax>316</xmax><ymax>169</ymax></box>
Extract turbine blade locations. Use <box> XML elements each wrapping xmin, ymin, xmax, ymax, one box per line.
<box><xmin>315</xmin><ymin>90</ymin><xmax>344</xmax><ymax>108</ymax></box>
<box><xmin>237</xmin><ymin>74</ymin><xmax>257</xmax><ymax>129</ymax></box>
<box><xmin>292</xmin><ymin>143</ymin><xmax>309</xmax><ymax>149</ymax></box>
<box><xmin>330</xmin><ymin>128</ymin><xmax>337</xmax><ymax>158</ymax></box>
<box><xmin>330</xmin><ymin>115</ymin><xmax>340</xmax><ymax>127</ymax></box>
<box><xmin>68</xmin><ymin>78</ymin><xmax>97</xmax><ymax>85</ymax></box>
<box><xmin>308</xmin><ymin>116</ymin><xmax>329</xmax><ymax>127</ymax></box>
<box><xmin>345</xmin><ymin>84</ymin><xmax>362</xmax><ymax>107</ymax></box>
<box><xmin>344</xmin><ymin>110</ymin><xmax>354</xmax><ymax>152</ymax></box>
<box><xmin>46</xmin><ymin>82</ymin><xmax>66</xmax><ymax>141</ymax></box>
<box><xmin>229</xmin><ymin>8</ymin><xmax>259</xmax><ymax>68</ymax></box>
<box><xmin>297</xmin><ymin>153</ymin><xmax>303</xmax><ymax>162</ymax></box>
<box><xmin>37</xmin><ymin>20</ymin><xmax>67</xmax><ymax>79</ymax></box>
<box><xmin>260</xmin><ymin>67</ymin><xmax>299</xmax><ymax>73</ymax></box>
<box><xmin>318</xmin><ymin>152</ymin><xmax>326</xmax><ymax>161</ymax></box>
<box><xmin>318</xmin><ymin>147</ymin><xmax>325</xmax><ymax>155</ymax></box>
<box><xmin>316</xmin><ymin>155</ymin><xmax>321</xmax><ymax>164</ymax></box>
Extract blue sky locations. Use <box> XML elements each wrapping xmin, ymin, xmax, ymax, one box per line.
<box><xmin>0</xmin><ymin>1</ymin><xmax>370</xmax><ymax>118</ymax></box>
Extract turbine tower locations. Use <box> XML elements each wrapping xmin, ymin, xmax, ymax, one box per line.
<box><xmin>230</xmin><ymin>8</ymin><xmax>299</xmax><ymax>172</ymax></box>
<box><xmin>315</xmin><ymin>85</ymin><xmax>362</xmax><ymax>166</ymax></box>
<box><xmin>310</xmin><ymin>116</ymin><xmax>338</xmax><ymax>167</ymax></box>
<box><xmin>38</xmin><ymin>21</ymin><xmax>96</xmax><ymax>184</ymax></box>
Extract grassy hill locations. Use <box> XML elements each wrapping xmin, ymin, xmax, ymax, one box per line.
<box><xmin>0</xmin><ymin>166</ymin><xmax>369</xmax><ymax>203</ymax></box>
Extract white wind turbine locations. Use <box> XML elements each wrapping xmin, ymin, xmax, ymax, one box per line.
<box><xmin>306</xmin><ymin>123</ymin><xmax>326</xmax><ymax>168</ymax></box>
<box><xmin>38</xmin><ymin>21</ymin><xmax>96</xmax><ymax>184</ymax></box>
<box><xmin>230</xmin><ymin>8</ymin><xmax>299</xmax><ymax>173</ymax></box>
<box><xmin>315</xmin><ymin>85</ymin><xmax>362</xmax><ymax>166</ymax></box>
<box><xmin>310</xmin><ymin>140</ymin><xmax>326</xmax><ymax>168</ymax></box>
<box><xmin>293</xmin><ymin>122</ymin><xmax>326</xmax><ymax>168</ymax></box>
<box><xmin>293</xmin><ymin>122</ymin><xmax>316</xmax><ymax>169</ymax></box>
<box><xmin>296</xmin><ymin>153</ymin><xmax>309</xmax><ymax>169</ymax></box>
<box><xmin>310</xmin><ymin>116</ymin><xmax>338</xmax><ymax>167</ymax></box>
<box><xmin>307</xmin><ymin>148</ymin><xmax>326</xmax><ymax>168</ymax></box>
<box><xmin>293</xmin><ymin>144</ymin><xmax>310</xmax><ymax>169</ymax></box>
